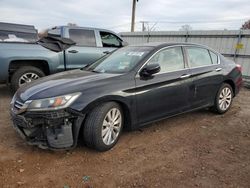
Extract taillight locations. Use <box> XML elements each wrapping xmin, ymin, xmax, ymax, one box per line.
<box><xmin>236</xmin><ymin>64</ymin><xmax>242</xmax><ymax>72</ymax></box>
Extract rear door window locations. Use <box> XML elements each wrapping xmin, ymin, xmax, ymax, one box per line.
<box><xmin>69</xmin><ymin>29</ymin><xmax>96</xmax><ymax>47</ymax></box>
<box><xmin>186</xmin><ymin>47</ymin><xmax>213</xmax><ymax>68</ymax></box>
<box><xmin>100</xmin><ymin>31</ymin><xmax>122</xmax><ymax>48</ymax></box>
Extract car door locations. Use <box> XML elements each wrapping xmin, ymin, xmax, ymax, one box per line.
<box><xmin>184</xmin><ymin>46</ymin><xmax>223</xmax><ymax>108</ymax></box>
<box><xmin>65</xmin><ymin>28</ymin><xmax>106</xmax><ymax>69</ymax></box>
<box><xmin>135</xmin><ymin>46</ymin><xmax>192</xmax><ymax>125</ymax></box>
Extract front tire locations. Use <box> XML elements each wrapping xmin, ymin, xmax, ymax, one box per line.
<box><xmin>212</xmin><ymin>83</ymin><xmax>233</xmax><ymax>114</ymax></box>
<box><xmin>10</xmin><ymin>66</ymin><xmax>45</xmax><ymax>91</ymax></box>
<box><xmin>83</xmin><ymin>102</ymin><xmax>123</xmax><ymax>151</ymax></box>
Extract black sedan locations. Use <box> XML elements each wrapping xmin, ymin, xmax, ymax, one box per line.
<box><xmin>10</xmin><ymin>42</ymin><xmax>243</xmax><ymax>151</ymax></box>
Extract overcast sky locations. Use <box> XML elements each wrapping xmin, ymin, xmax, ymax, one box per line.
<box><xmin>0</xmin><ymin>0</ymin><xmax>249</xmax><ymax>32</ymax></box>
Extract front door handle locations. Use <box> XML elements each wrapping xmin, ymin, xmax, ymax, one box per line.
<box><xmin>215</xmin><ymin>68</ymin><xmax>222</xmax><ymax>72</ymax></box>
<box><xmin>180</xmin><ymin>74</ymin><xmax>191</xmax><ymax>79</ymax></box>
<box><xmin>68</xmin><ymin>50</ymin><xmax>78</xmax><ymax>53</ymax></box>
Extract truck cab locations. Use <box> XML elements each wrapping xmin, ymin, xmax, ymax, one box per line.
<box><xmin>48</xmin><ymin>26</ymin><xmax>126</xmax><ymax>69</ymax></box>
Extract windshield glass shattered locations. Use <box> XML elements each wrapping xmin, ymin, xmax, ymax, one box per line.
<box><xmin>85</xmin><ymin>46</ymin><xmax>153</xmax><ymax>74</ymax></box>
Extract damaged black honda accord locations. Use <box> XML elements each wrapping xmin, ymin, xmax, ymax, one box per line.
<box><xmin>10</xmin><ymin>43</ymin><xmax>242</xmax><ymax>151</ymax></box>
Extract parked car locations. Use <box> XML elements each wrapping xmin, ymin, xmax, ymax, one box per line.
<box><xmin>0</xmin><ymin>25</ymin><xmax>126</xmax><ymax>91</ymax></box>
<box><xmin>10</xmin><ymin>42</ymin><xmax>242</xmax><ymax>151</ymax></box>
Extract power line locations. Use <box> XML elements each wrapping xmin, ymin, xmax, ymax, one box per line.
<box><xmin>140</xmin><ymin>18</ymin><xmax>249</xmax><ymax>24</ymax></box>
<box><xmin>106</xmin><ymin>18</ymin><xmax>248</xmax><ymax>32</ymax></box>
<box><xmin>107</xmin><ymin>18</ymin><xmax>248</xmax><ymax>29</ymax></box>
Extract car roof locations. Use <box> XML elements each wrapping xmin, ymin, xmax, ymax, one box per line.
<box><xmin>52</xmin><ymin>25</ymin><xmax>117</xmax><ymax>33</ymax></box>
<box><xmin>130</xmin><ymin>42</ymin><xmax>206</xmax><ymax>48</ymax></box>
<box><xmin>129</xmin><ymin>42</ymin><xmax>219</xmax><ymax>53</ymax></box>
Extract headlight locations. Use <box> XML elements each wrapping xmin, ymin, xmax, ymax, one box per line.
<box><xmin>25</xmin><ymin>92</ymin><xmax>81</xmax><ymax>111</ymax></box>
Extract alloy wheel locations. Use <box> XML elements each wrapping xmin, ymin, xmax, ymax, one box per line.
<box><xmin>218</xmin><ymin>87</ymin><xmax>232</xmax><ymax>111</ymax></box>
<box><xmin>102</xmin><ymin>108</ymin><xmax>122</xmax><ymax>145</ymax></box>
<box><xmin>19</xmin><ymin>73</ymin><xmax>40</xmax><ymax>86</ymax></box>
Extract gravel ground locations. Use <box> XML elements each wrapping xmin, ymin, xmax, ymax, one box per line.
<box><xmin>0</xmin><ymin>84</ymin><xmax>250</xmax><ymax>188</ymax></box>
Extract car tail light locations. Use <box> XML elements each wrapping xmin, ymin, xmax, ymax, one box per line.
<box><xmin>236</xmin><ymin>64</ymin><xmax>242</xmax><ymax>72</ymax></box>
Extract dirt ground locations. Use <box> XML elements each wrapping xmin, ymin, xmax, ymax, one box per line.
<box><xmin>0</xmin><ymin>84</ymin><xmax>249</xmax><ymax>188</ymax></box>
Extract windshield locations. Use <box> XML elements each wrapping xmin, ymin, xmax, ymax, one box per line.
<box><xmin>85</xmin><ymin>46</ymin><xmax>152</xmax><ymax>74</ymax></box>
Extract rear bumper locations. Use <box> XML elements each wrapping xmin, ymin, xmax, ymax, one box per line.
<box><xmin>243</xmin><ymin>76</ymin><xmax>250</xmax><ymax>89</ymax></box>
<box><xmin>10</xmin><ymin>109</ymin><xmax>85</xmax><ymax>150</ymax></box>
<box><xmin>235</xmin><ymin>78</ymin><xmax>243</xmax><ymax>95</ymax></box>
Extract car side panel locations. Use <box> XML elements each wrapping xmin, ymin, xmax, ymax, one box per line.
<box><xmin>220</xmin><ymin>56</ymin><xmax>243</xmax><ymax>95</ymax></box>
<box><xmin>135</xmin><ymin>69</ymin><xmax>192</xmax><ymax>125</ymax></box>
<box><xmin>65</xmin><ymin>46</ymin><xmax>107</xmax><ymax>69</ymax></box>
<box><xmin>0</xmin><ymin>43</ymin><xmax>64</xmax><ymax>80</ymax></box>
<box><xmin>189</xmin><ymin>65</ymin><xmax>224</xmax><ymax>108</ymax></box>
<box><xmin>69</xmin><ymin>75</ymin><xmax>138</xmax><ymax>129</ymax></box>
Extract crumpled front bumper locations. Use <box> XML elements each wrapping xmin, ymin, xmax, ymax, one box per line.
<box><xmin>10</xmin><ymin>108</ymin><xmax>85</xmax><ymax>150</ymax></box>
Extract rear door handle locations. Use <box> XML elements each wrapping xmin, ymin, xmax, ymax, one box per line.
<box><xmin>68</xmin><ymin>50</ymin><xmax>78</xmax><ymax>53</ymax></box>
<box><xmin>215</xmin><ymin>68</ymin><xmax>222</xmax><ymax>72</ymax></box>
<box><xmin>180</xmin><ymin>74</ymin><xmax>191</xmax><ymax>79</ymax></box>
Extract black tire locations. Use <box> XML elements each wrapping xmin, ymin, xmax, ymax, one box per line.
<box><xmin>212</xmin><ymin>83</ymin><xmax>233</xmax><ymax>114</ymax></box>
<box><xmin>10</xmin><ymin>66</ymin><xmax>45</xmax><ymax>91</ymax></box>
<box><xmin>83</xmin><ymin>102</ymin><xmax>123</xmax><ymax>151</ymax></box>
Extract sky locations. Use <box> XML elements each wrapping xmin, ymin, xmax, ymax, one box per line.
<box><xmin>0</xmin><ymin>0</ymin><xmax>249</xmax><ymax>32</ymax></box>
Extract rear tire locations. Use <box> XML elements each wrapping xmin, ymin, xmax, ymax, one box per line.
<box><xmin>10</xmin><ymin>66</ymin><xmax>45</xmax><ymax>91</ymax></box>
<box><xmin>212</xmin><ymin>83</ymin><xmax>233</xmax><ymax>114</ymax></box>
<box><xmin>83</xmin><ymin>102</ymin><xmax>123</xmax><ymax>151</ymax></box>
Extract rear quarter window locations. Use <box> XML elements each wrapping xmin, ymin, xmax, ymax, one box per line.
<box><xmin>209</xmin><ymin>51</ymin><xmax>219</xmax><ymax>64</ymax></box>
<box><xmin>69</xmin><ymin>29</ymin><xmax>96</xmax><ymax>47</ymax></box>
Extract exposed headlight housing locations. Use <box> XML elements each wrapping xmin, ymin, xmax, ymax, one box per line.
<box><xmin>25</xmin><ymin>92</ymin><xmax>81</xmax><ymax>111</ymax></box>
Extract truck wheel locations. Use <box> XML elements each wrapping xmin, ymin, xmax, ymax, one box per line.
<box><xmin>211</xmin><ymin>83</ymin><xmax>233</xmax><ymax>114</ymax></box>
<box><xmin>11</xmin><ymin>66</ymin><xmax>45</xmax><ymax>91</ymax></box>
<box><xmin>83</xmin><ymin>102</ymin><xmax>123</xmax><ymax>151</ymax></box>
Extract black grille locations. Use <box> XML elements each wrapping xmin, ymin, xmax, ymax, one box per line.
<box><xmin>25</xmin><ymin>110</ymin><xmax>68</xmax><ymax>119</ymax></box>
<box><xmin>12</xmin><ymin>115</ymin><xmax>28</xmax><ymax>128</ymax></box>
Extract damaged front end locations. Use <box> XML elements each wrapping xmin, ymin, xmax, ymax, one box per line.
<box><xmin>10</xmin><ymin>98</ymin><xmax>84</xmax><ymax>150</ymax></box>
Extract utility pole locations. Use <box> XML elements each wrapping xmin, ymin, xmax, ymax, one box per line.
<box><xmin>140</xmin><ymin>21</ymin><xmax>148</xmax><ymax>31</ymax></box>
<box><xmin>131</xmin><ymin>0</ymin><xmax>139</xmax><ymax>32</ymax></box>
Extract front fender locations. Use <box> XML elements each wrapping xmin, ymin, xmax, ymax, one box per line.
<box><xmin>71</xmin><ymin>95</ymin><xmax>137</xmax><ymax>130</ymax></box>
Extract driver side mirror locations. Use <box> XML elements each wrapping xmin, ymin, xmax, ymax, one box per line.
<box><xmin>140</xmin><ymin>63</ymin><xmax>161</xmax><ymax>77</ymax></box>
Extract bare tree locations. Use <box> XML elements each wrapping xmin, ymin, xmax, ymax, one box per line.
<box><xmin>241</xmin><ymin>20</ymin><xmax>250</xmax><ymax>30</ymax></box>
<box><xmin>179</xmin><ymin>24</ymin><xmax>192</xmax><ymax>31</ymax></box>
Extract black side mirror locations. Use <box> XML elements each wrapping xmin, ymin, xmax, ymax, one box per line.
<box><xmin>140</xmin><ymin>63</ymin><xmax>161</xmax><ymax>77</ymax></box>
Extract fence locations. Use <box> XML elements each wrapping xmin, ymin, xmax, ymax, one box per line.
<box><xmin>120</xmin><ymin>30</ymin><xmax>250</xmax><ymax>78</ymax></box>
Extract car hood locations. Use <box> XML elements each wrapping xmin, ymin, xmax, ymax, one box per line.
<box><xmin>16</xmin><ymin>69</ymin><xmax>119</xmax><ymax>102</ymax></box>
